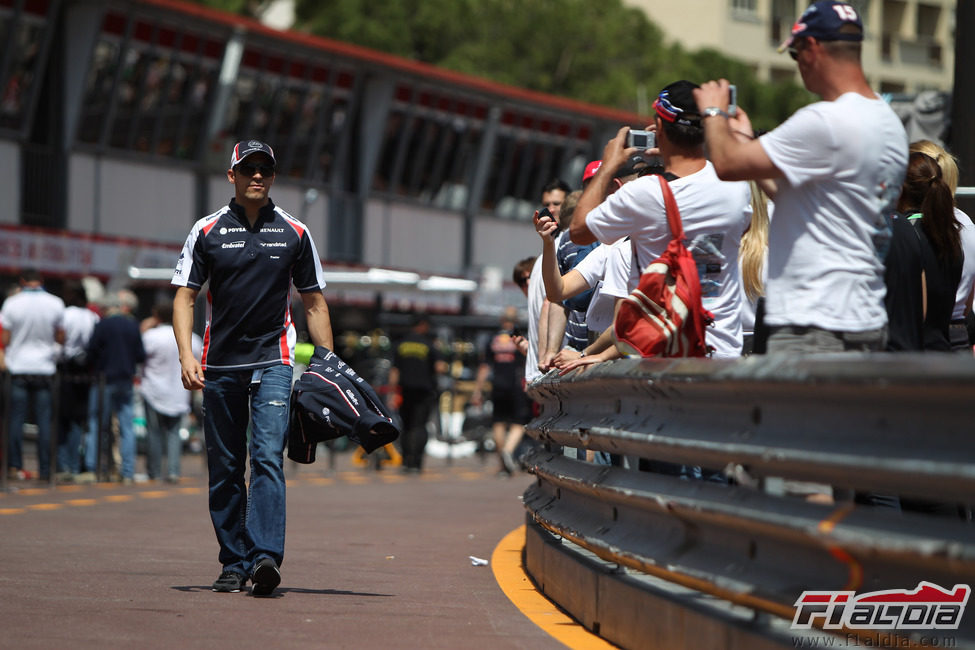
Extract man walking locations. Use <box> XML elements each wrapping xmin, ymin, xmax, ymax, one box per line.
<box><xmin>694</xmin><ymin>1</ymin><xmax>907</xmax><ymax>353</ymax></box>
<box><xmin>172</xmin><ymin>140</ymin><xmax>334</xmax><ymax>596</ymax></box>
<box><xmin>388</xmin><ymin>315</ymin><xmax>446</xmax><ymax>473</ymax></box>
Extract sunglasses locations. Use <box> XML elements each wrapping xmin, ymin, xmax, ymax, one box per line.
<box><xmin>788</xmin><ymin>37</ymin><xmax>812</xmax><ymax>61</ymax></box>
<box><xmin>236</xmin><ymin>162</ymin><xmax>275</xmax><ymax>177</ymax></box>
<box><xmin>516</xmin><ymin>275</ymin><xmax>530</xmax><ymax>288</ymax></box>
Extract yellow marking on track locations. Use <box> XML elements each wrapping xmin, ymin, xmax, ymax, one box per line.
<box><xmin>66</xmin><ymin>499</ymin><xmax>98</xmax><ymax>507</ymax></box>
<box><xmin>27</xmin><ymin>503</ymin><xmax>63</xmax><ymax>511</ymax></box>
<box><xmin>139</xmin><ymin>491</ymin><xmax>169</xmax><ymax>499</ymax></box>
<box><xmin>0</xmin><ymin>508</ymin><xmax>26</xmax><ymax>515</ymax></box>
<box><xmin>56</xmin><ymin>485</ymin><xmax>84</xmax><ymax>493</ymax></box>
<box><xmin>305</xmin><ymin>477</ymin><xmax>334</xmax><ymax>486</ymax></box>
<box><xmin>378</xmin><ymin>475</ymin><xmax>407</xmax><ymax>483</ymax></box>
<box><xmin>457</xmin><ymin>471</ymin><xmax>484</xmax><ymax>480</ymax></box>
<box><xmin>177</xmin><ymin>487</ymin><xmax>203</xmax><ymax>495</ymax></box>
<box><xmin>492</xmin><ymin>526</ymin><xmax>617</xmax><ymax>650</ymax></box>
<box><xmin>104</xmin><ymin>495</ymin><xmax>133</xmax><ymax>503</ymax></box>
<box><xmin>341</xmin><ymin>475</ymin><xmax>370</xmax><ymax>484</ymax></box>
<box><xmin>17</xmin><ymin>488</ymin><xmax>48</xmax><ymax>496</ymax></box>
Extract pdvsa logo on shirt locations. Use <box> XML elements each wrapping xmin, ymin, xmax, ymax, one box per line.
<box><xmin>222</xmin><ymin>241</ymin><xmax>245</xmax><ymax>249</ymax></box>
<box><xmin>219</xmin><ymin>227</ymin><xmax>246</xmax><ymax>235</ymax></box>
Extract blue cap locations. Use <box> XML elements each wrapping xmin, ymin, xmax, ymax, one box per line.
<box><xmin>778</xmin><ymin>1</ymin><xmax>864</xmax><ymax>53</ymax></box>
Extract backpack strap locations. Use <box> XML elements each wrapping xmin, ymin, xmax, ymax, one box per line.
<box><xmin>657</xmin><ymin>174</ymin><xmax>685</xmax><ymax>242</ymax></box>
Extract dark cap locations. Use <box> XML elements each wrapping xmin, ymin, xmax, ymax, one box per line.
<box><xmin>615</xmin><ymin>153</ymin><xmax>650</xmax><ymax>179</ymax></box>
<box><xmin>778</xmin><ymin>1</ymin><xmax>864</xmax><ymax>52</ymax></box>
<box><xmin>653</xmin><ymin>80</ymin><xmax>701</xmax><ymax>128</ymax></box>
<box><xmin>230</xmin><ymin>140</ymin><xmax>276</xmax><ymax>168</ymax></box>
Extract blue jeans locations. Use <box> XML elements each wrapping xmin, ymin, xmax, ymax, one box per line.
<box><xmin>8</xmin><ymin>375</ymin><xmax>54</xmax><ymax>477</ymax></box>
<box><xmin>145</xmin><ymin>403</ymin><xmax>183</xmax><ymax>479</ymax></box>
<box><xmin>202</xmin><ymin>365</ymin><xmax>292</xmax><ymax>577</ymax></box>
<box><xmin>85</xmin><ymin>379</ymin><xmax>137</xmax><ymax>479</ymax></box>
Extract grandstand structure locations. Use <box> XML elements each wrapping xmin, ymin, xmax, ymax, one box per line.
<box><xmin>0</xmin><ymin>0</ymin><xmax>646</xmax><ymax>325</ymax></box>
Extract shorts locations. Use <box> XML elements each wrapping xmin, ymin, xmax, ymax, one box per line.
<box><xmin>490</xmin><ymin>389</ymin><xmax>530</xmax><ymax>424</ymax></box>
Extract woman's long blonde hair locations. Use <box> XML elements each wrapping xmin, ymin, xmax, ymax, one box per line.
<box><xmin>739</xmin><ymin>181</ymin><xmax>770</xmax><ymax>302</ymax></box>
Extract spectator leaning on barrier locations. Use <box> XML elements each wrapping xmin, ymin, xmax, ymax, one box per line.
<box><xmin>694</xmin><ymin>0</ymin><xmax>908</xmax><ymax>353</ymax></box>
<box><xmin>537</xmin><ymin>179</ymin><xmax>572</xmax><ymax>373</ymax></box>
<box><xmin>1</xmin><ymin>268</ymin><xmax>65</xmax><ymax>481</ymax></box>
<box><xmin>172</xmin><ymin>139</ymin><xmax>334</xmax><ymax>597</ymax></box>
<box><xmin>553</xmin><ymin>190</ymin><xmax>597</xmax><ymax>352</ymax></box>
<box><xmin>569</xmin><ymin>80</ymin><xmax>752</xmax><ymax>361</ymax></box>
<box><xmin>85</xmin><ymin>289</ymin><xmax>146</xmax><ymax>484</ymax></box>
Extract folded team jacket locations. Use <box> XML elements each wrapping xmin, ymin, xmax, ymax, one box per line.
<box><xmin>288</xmin><ymin>346</ymin><xmax>400</xmax><ymax>463</ymax></box>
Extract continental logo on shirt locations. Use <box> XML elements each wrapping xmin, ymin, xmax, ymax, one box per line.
<box><xmin>222</xmin><ymin>241</ymin><xmax>245</xmax><ymax>249</ymax></box>
<box><xmin>261</xmin><ymin>242</ymin><xmax>287</xmax><ymax>248</ymax></box>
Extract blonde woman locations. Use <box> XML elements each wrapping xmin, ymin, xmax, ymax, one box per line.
<box><xmin>738</xmin><ymin>181</ymin><xmax>771</xmax><ymax>355</ymax></box>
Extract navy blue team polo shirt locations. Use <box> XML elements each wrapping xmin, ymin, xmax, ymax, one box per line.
<box><xmin>171</xmin><ymin>198</ymin><xmax>325</xmax><ymax>371</ymax></box>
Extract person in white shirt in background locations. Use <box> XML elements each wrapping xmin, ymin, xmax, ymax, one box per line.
<box><xmin>57</xmin><ymin>280</ymin><xmax>99</xmax><ymax>480</ymax></box>
<box><xmin>141</xmin><ymin>302</ymin><xmax>202</xmax><ymax>482</ymax></box>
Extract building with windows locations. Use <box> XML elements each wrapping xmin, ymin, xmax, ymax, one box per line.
<box><xmin>625</xmin><ymin>0</ymin><xmax>955</xmax><ymax>93</ymax></box>
<box><xmin>0</xmin><ymin>0</ymin><xmax>647</xmax><ymax>329</ymax></box>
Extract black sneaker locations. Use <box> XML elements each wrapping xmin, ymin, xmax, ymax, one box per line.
<box><xmin>212</xmin><ymin>570</ymin><xmax>247</xmax><ymax>593</ymax></box>
<box><xmin>251</xmin><ymin>558</ymin><xmax>281</xmax><ymax>597</ymax></box>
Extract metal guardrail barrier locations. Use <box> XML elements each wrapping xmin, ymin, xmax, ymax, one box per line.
<box><xmin>522</xmin><ymin>353</ymin><xmax>975</xmax><ymax>649</ymax></box>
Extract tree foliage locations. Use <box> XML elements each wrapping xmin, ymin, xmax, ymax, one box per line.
<box><xmin>195</xmin><ymin>0</ymin><xmax>812</xmax><ymax>130</ymax></box>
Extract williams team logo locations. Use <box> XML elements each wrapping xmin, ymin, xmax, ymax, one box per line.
<box><xmin>792</xmin><ymin>582</ymin><xmax>969</xmax><ymax>631</ymax></box>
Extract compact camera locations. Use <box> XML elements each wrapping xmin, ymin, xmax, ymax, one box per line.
<box><xmin>728</xmin><ymin>84</ymin><xmax>738</xmax><ymax>117</ymax></box>
<box><xmin>627</xmin><ymin>129</ymin><xmax>656</xmax><ymax>149</ymax></box>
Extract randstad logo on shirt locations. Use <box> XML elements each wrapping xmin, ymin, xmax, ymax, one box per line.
<box><xmin>222</xmin><ymin>241</ymin><xmax>245</xmax><ymax>249</ymax></box>
<box><xmin>219</xmin><ymin>227</ymin><xmax>246</xmax><ymax>235</ymax></box>
<box><xmin>261</xmin><ymin>242</ymin><xmax>287</xmax><ymax>248</ymax></box>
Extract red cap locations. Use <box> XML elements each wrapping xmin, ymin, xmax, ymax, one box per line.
<box><xmin>582</xmin><ymin>160</ymin><xmax>602</xmax><ymax>183</ymax></box>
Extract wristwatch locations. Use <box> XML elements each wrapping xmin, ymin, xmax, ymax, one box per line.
<box><xmin>702</xmin><ymin>107</ymin><xmax>729</xmax><ymax>119</ymax></box>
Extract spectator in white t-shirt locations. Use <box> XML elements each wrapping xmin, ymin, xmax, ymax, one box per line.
<box><xmin>141</xmin><ymin>302</ymin><xmax>202</xmax><ymax>482</ymax></box>
<box><xmin>570</xmin><ymin>80</ymin><xmax>752</xmax><ymax>360</ymax></box>
<box><xmin>695</xmin><ymin>1</ymin><xmax>908</xmax><ymax>353</ymax></box>
<box><xmin>1</xmin><ymin>268</ymin><xmax>65</xmax><ymax>481</ymax></box>
<box><xmin>56</xmin><ymin>280</ymin><xmax>99</xmax><ymax>479</ymax></box>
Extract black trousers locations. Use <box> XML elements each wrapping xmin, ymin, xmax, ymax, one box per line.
<box><xmin>398</xmin><ymin>388</ymin><xmax>437</xmax><ymax>470</ymax></box>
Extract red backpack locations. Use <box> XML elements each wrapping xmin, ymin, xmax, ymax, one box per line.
<box><xmin>613</xmin><ymin>175</ymin><xmax>714</xmax><ymax>358</ymax></box>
